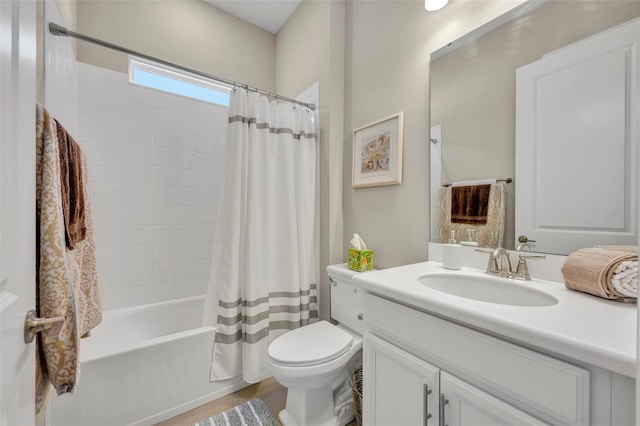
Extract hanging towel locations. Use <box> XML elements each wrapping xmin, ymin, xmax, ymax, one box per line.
<box><xmin>561</xmin><ymin>246</ymin><xmax>638</xmax><ymax>302</ymax></box>
<box><xmin>437</xmin><ymin>182</ymin><xmax>506</xmax><ymax>248</ymax></box>
<box><xmin>55</xmin><ymin>119</ymin><xmax>87</xmax><ymax>250</ymax></box>
<box><xmin>35</xmin><ymin>104</ymin><xmax>102</xmax><ymax>413</ymax></box>
<box><xmin>67</xmin><ymin>152</ymin><xmax>102</xmax><ymax>338</ymax></box>
<box><xmin>451</xmin><ymin>184</ymin><xmax>492</xmax><ymax>224</ymax></box>
<box><xmin>35</xmin><ymin>104</ymin><xmax>79</xmax><ymax>412</ymax></box>
<box><xmin>55</xmin><ymin>117</ymin><xmax>101</xmax><ymax>337</ymax></box>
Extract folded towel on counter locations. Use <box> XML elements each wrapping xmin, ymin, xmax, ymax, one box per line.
<box><xmin>451</xmin><ymin>184</ymin><xmax>491</xmax><ymax>224</ymax></box>
<box><xmin>561</xmin><ymin>246</ymin><xmax>638</xmax><ymax>302</ymax></box>
<box><xmin>55</xmin><ymin>119</ymin><xmax>87</xmax><ymax>250</ymax></box>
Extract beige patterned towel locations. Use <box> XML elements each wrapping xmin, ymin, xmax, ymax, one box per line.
<box><xmin>35</xmin><ymin>104</ymin><xmax>102</xmax><ymax>412</ymax></box>
<box><xmin>561</xmin><ymin>246</ymin><xmax>638</xmax><ymax>302</ymax></box>
<box><xmin>438</xmin><ymin>182</ymin><xmax>506</xmax><ymax>248</ymax></box>
<box><xmin>67</xmin><ymin>153</ymin><xmax>102</xmax><ymax>338</ymax></box>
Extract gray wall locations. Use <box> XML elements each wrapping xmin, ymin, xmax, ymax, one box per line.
<box><xmin>55</xmin><ymin>0</ymin><xmax>76</xmax><ymax>31</ymax></box>
<box><xmin>74</xmin><ymin>0</ymin><xmax>276</xmax><ymax>91</ymax></box>
<box><xmin>276</xmin><ymin>0</ymin><xmax>346</xmax><ymax>322</ymax></box>
<box><xmin>342</xmin><ymin>0</ymin><xmax>524</xmax><ymax>269</ymax></box>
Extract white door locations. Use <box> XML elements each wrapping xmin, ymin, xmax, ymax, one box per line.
<box><xmin>515</xmin><ymin>18</ymin><xmax>640</xmax><ymax>254</ymax></box>
<box><xmin>440</xmin><ymin>372</ymin><xmax>547</xmax><ymax>426</ymax></box>
<box><xmin>363</xmin><ymin>334</ymin><xmax>440</xmax><ymax>426</ymax></box>
<box><xmin>0</xmin><ymin>0</ymin><xmax>37</xmax><ymax>424</ymax></box>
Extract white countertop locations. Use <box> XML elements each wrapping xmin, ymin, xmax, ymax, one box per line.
<box><xmin>351</xmin><ymin>261</ymin><xmax>637</xmax><ymax>378</ymax></box>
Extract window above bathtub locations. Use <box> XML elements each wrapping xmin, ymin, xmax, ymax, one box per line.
<box><xmin>128</xmin><ymin>56</ymin><xmax>231</xmax><ymax>106</ymax></box>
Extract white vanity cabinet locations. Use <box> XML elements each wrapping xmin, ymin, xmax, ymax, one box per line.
<box><xmin>362</xmin><ymin>293</ymin><xmax>594</xmax><ymax>426</ymax></box>
<box><xmin>364</xmin><ymin>334</ymin><xmax>546</xmax><ymax>426</ymax></box>
<box><xmin>440</xmin><ymin>372</ymin><xmax>546</xmax><ymax>426</ymax></box>
<box><xmin>365</xmin><ymin>334</ymin><xmax>441</xmax><ymax>425</ymax></box>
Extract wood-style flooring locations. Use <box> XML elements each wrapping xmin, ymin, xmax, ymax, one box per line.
<box><xmin>155</xmin><ymin>378</ymin><xmax>287</xmax><ymax>426</ymax></box>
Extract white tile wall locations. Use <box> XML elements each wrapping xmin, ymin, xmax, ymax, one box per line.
<box><xmin>44</xmin><ymin>0</ymin><xmax>78</xmax><ymax>134</ymax></box>
<box><xmin>78</xmin><ymin>63</ymin><xmax>228</xmax><ymax>310</ymax></box>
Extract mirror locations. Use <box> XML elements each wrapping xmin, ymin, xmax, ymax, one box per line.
<box><xmin>429</xmin><ymin>0</ymin><xmax>640</xmax><ymax>254</ymax></box>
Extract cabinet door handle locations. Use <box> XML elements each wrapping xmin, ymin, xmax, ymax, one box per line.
<box><xmin>439</xmin><ymin>394</ymin><xmax>449</xmax><ymax>426</ymax></box>
<box><xmin>423</xmin><ymin>384</ymin><xmax>432</xmax><ymax>425</ymax></box>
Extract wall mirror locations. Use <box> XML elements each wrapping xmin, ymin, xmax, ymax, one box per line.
<box><xmin>429</xmin><ymin>0</ymin><xmax>640</xmax><ymax>255</ymax></box>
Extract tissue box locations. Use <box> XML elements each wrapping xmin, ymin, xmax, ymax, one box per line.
<box><xmin>348</xmin><ymin>248</ymin><xmax>374</xmax><ymax>272</ymax></box>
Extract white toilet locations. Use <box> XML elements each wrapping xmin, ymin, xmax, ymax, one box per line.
<box><xmin>267</xmin><ymin>264</ymin><xmax>364</xmax><ymax>426</ymax></box>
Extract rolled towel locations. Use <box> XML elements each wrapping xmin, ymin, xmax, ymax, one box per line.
<box><xmin>561</xmin><ymin>246</ymin><xmax>638</xmax><ymax>302</ymax></box>
<box><xmin>611</xmin><ymin>260</ymin><xmax>638</xmax><ymax>298</ymax></box>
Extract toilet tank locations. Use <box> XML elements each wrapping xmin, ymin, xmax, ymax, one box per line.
<box><xmin>327</xmin><ymin>264</ymin><xmax>366</xmax><ymax>335</ymax></box>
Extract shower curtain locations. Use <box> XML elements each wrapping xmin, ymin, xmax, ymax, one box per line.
<box><xmin>203</xmin><ymin>87</ymin><xmax>318</xmax><ymax>383</ymax></box>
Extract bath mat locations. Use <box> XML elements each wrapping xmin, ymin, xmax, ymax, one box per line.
<box><xmin>195</xmin><ymin>398</ymin><xmax>279</xmax><ymax>426</ymax></box>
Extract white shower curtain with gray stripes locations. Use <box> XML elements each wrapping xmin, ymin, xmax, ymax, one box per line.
<box><xmin>203</xmin><ymin>87</ymin><xmax>318</xmax><ymax>383</ymax></box>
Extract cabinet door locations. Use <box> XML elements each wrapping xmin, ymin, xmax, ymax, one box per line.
<box><xmin>364</xmin><ymin>334</ymin><xmax>440</xmax><ymax>426</ymax></box>
<box><xmin>441</xmin><ymin>372</ymin><xmax>548</xmax><ymax>426</ymax></box>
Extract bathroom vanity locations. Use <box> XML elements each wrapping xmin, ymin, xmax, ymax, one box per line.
<box><xmin>368</xmin><ymin>1</ymin><xmax>640</xmax><ymax>423</ymax></box>
<box><xmin>351</xmin><ymin>262</ymin><xmax>636</xmax><ymax>426</ymax></box>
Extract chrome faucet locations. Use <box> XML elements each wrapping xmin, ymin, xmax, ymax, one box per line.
<box><xmin>476</xmin><ymin>247</ymin><xmax>546</xmax><ymax>280</ymax></box>
<box><xmin>486</xmin><ymin>247</ymin><xmax>512</xmax><ymax>277</ymax></box>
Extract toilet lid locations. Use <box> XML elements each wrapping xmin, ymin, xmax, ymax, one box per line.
<box><xmin>268</xmin><ymin>321</ymin><xmax>353</xmax><ymax>366</ymax></box>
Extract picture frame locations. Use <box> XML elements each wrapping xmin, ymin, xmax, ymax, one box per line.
<box><xmin>352</xmin><ymin>112</ymin><xmax>404</xmax><ymax>188</ymax></box>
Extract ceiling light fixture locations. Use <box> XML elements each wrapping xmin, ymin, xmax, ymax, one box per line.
<box><xmin>425</xmin><ymin>0</ymin><xmax>449</xmax><ymax>11</ymax></box>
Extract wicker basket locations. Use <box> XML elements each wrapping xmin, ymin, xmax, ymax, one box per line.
<box><xmin>349</xmin><ymin>366</ymin><xmax>363</xmax><ymax>426</ymax></box>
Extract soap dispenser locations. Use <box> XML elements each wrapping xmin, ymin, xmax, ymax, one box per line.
<box><xmin>442</xmin><ymin>230</ymin><xmax>462</xmax><ymax>270</ymax></box>
<box><xmin>460</xmin><ymin>229</ymin><xmax>479</xmax><ymax>247</ymax></box>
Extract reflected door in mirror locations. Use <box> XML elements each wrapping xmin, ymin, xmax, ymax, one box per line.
<box><xmin>515</xmin><ymin>18</ymin><xmax>640</xmax><ymax>255</ymax></box>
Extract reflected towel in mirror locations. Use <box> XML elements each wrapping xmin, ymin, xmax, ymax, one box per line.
<box><xmin>438</xmin><ymin>182</ymin><xmax>506</xmax><ymax>248</ymax></box>
<box><xmin>451</xmin><ymin>184</ymin><xmax>491</xmax><ymax>224</ymax></box>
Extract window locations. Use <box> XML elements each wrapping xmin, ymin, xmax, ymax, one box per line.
<box><xmin>129</xmin><ymin>56</ymin><xmax>231</xmax><ymax>106</ymax></box>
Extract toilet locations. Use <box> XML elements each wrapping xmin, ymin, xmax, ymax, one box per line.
<box><xmin>267</xmin><ymin>264</ymin><xmax>364</xmax><ymax>426</ymax></box>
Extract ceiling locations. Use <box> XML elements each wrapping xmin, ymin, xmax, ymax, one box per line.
<box><xmin>204</xmin><ymin>0</ymin><xmax>302</xmax><ymax>34</ymax></box>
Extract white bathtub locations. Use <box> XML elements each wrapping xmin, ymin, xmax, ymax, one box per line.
<box><xmin>48</xmin><ymin>296</ymin><xmax>246</xmax><ymax>426</ymax></box>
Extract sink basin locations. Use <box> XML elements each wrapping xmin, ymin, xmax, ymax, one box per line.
<box><xmin>417</xmin><ymin>272</ymin><xmax>558</xmax><ymax>307</ymax></box>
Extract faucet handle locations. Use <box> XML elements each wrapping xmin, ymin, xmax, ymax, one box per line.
<box><xmin>514</xmin><ymin>253</ymin><xmax>546</xmax><ymax>280</ymax></box>
<box><xmin>475</xmin><ymin>248</ymin><xmax>499</xmax><ymax>275</ymax></box>
<box><xmin>476</xmin><ymin>247</ymin><xmax>511</xmax><ymax>277</ymax></box>
<box><xmin>474</xmin><ymin>248</ymin><xmax>496</xmax><ymax>274</ymax></box>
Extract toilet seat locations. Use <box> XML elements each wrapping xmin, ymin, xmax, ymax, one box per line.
<box><xmin>268</xmin><ymin>321</ymin><xmax>353</xmax><ymax>367</ymax></box>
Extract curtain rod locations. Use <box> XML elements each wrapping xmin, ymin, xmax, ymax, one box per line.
<box><xmin>48</xmin><ymin>22</ymin><xmax>316</xmax><ymax>111</ymax></box>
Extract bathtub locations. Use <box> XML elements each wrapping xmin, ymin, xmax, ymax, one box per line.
<box><xmin>48</xmin><ymin>296</ymin><xmax>246</xmax><ymax>426</ymax></box>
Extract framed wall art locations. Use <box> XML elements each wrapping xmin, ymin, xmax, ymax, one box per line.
<box><xmin>352</xmin><ymin>112</ymin><xmax>404</xmax><ymax>188</ymax></box>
